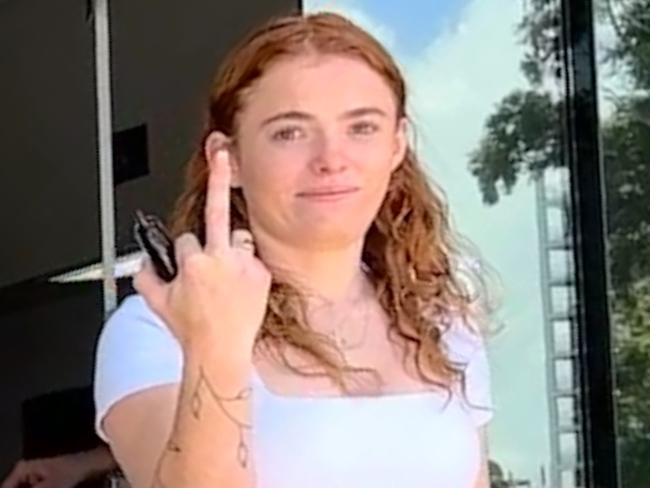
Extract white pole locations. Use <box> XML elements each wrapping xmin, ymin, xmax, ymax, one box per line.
<box><xmin>93</xmin><ymin>0</ymin><xmax>117</xmax><ymax>317</ymax></box>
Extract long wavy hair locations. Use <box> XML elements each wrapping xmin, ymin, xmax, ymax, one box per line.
<box><xmin>168</xmin><ymin>11</ymin><xmax>499</xmax><ymax>396</ymax></box>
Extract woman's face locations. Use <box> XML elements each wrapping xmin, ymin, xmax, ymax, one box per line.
<box><xmin>212</xmin><ymin>54</ymin><xmax>408</xmax><ymax>250</ymax></box>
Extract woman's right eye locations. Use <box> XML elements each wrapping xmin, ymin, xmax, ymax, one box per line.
<box><xmin>271</xmin><ymin>126</ymin><xmax>304</xmax><ymax>142</ymax></box>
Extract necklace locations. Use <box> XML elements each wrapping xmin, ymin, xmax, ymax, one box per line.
<box><xmin>298</xmin><ymin>263</ymin><xmax>373</xmax><ymax>351</ymax></box>
<box><xmin>313</xmin><ymin>265</ymin><xmax>373</xmax><ymax>351</ymax></box>
<box><xmin>329</xmin><ymin>296</ymin><xmax>371</xmax><ymax>350</ymax></box>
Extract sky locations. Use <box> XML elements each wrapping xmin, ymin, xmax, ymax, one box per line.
<box><xmin>304</xmin><ymin>0</ymin><xmax>558</xmax><ymax>485</ymax></box>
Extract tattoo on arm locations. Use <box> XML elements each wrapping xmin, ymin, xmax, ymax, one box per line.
<box><xmin>150</xmin><ymin>366</ymin><xmax>253</xmax><ymax>487</ymax></box>
<box><xmin>191</xmin><ymin>365</ymin><xmax>253</xmax><ymax>468</ymax></box>
<box><xmin>153</xmin><ymin>430</ymin><xmax>191</xmax><ymax>486</ymax></box>
<box><xmin>151</xmin><ymin>449</ymin><xmax>171</xmax><ymax>488</ymax></box>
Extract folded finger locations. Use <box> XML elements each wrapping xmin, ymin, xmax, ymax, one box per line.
<box><xmin>231</xmin><ymin>229</ymin><xmax>255</xmax><ymax>255</ymax></box>
<box><xmin>175</xmin><ymin>232</ymin><xmax>203</xmax><ymax>265</ymax></box>
<box><xmin>132</xmin><ymin>258</ymin><xmax>164</xmax><ymax>294</ymax></box>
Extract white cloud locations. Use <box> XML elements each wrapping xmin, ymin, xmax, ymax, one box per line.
<box><xmin>304</xmin><ymin>0</ymin><xmax>397</xmax><ymax>53</ymax></box>
<box><xmin>405</xmin><ymin>2</ymin><xmax>553</xmax><ymax>483</ymax></box>
<box><xmin>593</xmin><ymin>16</ymin><xmax>637</xmax><ymax>120</ymax></box>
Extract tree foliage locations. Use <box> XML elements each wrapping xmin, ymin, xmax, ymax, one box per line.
<box><xmin>469</xmin><ymin>2</ymin><xmax>650</xmax><ymax>486</ymax></box>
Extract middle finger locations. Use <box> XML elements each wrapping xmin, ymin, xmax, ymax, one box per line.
<box><xmin>204</xmin><ymin>148</ymin><xmax>232</xmax><ymax>255</ymax></box>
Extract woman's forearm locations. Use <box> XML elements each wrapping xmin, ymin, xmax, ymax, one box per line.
<box><xmin>151</xmin><ymin>342</ymin><xmax>256</xmax><ymax>488</ymax></box>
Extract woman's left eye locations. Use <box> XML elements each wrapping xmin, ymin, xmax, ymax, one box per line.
<box><xmin>350</xmin><ymin>122</ymin><xmax>379</xmax><ymax>135</ymax></box>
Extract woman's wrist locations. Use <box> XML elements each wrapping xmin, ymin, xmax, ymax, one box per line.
<box><xmin>183</xmin><ymin>326</ymin><xmax>255</xmax><ymax>366</ymax></box>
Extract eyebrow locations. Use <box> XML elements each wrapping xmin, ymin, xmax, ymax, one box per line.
<box><xmin>259</xmin><ymin>107</ymin><xmax>389</xmax><ymax>128</ymax></box>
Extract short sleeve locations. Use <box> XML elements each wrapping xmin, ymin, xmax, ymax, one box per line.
<box><xmin>93</xmin><ymin>294</ymin><xmax>183</xmax><ymax>442</ymax></box>
<box><xmin>441</xmin><ymin>316</ymin><xmax>495</xmax><ymax>427</ymax></box>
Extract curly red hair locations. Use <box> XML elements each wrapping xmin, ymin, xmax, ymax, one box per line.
<box><xmin>168</xmin><ymin>11</ymin><xmax>498</xmax><ymax>395</ymax></box>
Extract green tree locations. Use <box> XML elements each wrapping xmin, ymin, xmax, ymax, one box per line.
<box><xmin>468</xmin><ymin>1</ymin><xmax>650</xmax><ymax>486</ymax></box>
<box><xmin>469</xmin><ymin>0</ymin><xmax>650</xmax><ymax>295</ymax></box>
<box><xmin>612</xmin><ymin>277</ymin><xmax>650</xmax><ymax>488</ymax></box>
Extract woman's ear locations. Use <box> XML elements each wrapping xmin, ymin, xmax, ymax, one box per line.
<box><xmin>390</xmin><ymin>117</ymin><xmax>409</xmax><ymax>172</ymax></box>
<box><xmin>205</xmin><ymin>131</ymin><xmax>242</xmax><ymax>188</ymax></box>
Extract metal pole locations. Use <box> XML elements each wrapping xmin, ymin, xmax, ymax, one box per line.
<box><xmin>560</xmin><ymin>0</ymin><xmax>620</xmax><ymax>485</ymax></box>
<box><xmin>93</xmin><ymin>0</ymin><xmax>117</xmax><ymax>317</ymax></box>
<box><xmin>535</xmin><ymin>172</ymin><xmax>562</xmax><ymax>488</ymax></box>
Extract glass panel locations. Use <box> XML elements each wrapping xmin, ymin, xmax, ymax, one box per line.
<box><xmin>303</xmin><ymin>1</ymin><xmax>585</xmax><ymax>486</ymax></box>
<box><xmin>592</xmin><ymin>1</ymin><xmax>650</xmax><ymax>486</ymax></box>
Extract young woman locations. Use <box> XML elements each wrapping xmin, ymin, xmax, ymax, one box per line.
<box><xmin>94</xmin><ymin>11</ymin><xmax>495</xmax><ymax>488</ymax></box>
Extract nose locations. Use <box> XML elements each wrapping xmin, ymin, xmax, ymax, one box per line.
<box><xmin>309</xmin><ymin>133</ymin><xmax>348</xmax><ymax>175</ymax></box>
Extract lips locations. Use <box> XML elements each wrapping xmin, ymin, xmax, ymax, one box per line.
<box><xmin>296</xmin><ymin>186</ymin><xmax>359</xmax><ymax>197</ymax></box>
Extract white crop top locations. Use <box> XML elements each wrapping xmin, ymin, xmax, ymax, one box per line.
<box><xmin>94</xmin><ymin>295</ymin><xmax>494</xmax><ymax>488</ymax></box>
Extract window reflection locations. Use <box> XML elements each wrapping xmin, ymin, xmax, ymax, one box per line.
<box><xmin>593</xmin><ymin>0</ymin><xmax>650</xmax><ymax>486</ymax></box>
<box><xmin>304</xmin><ymin>0</ymin><xmax>584</xmax><ymax>486</ymax></box>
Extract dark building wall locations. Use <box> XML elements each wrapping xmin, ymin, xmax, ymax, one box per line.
<box><xmin>0</xmin><ymin>282</ymin><xmax>104</xmax><ymax>477</ymax></box>
<box><xmin>0</xmin><ymin>0</ymin><xmax>299</xmax><ymax>480</ymax></box>
<box><xmin>0</xmin><ymin>0</ymin><xmax>299</xmax><ymax>288</ymax></box>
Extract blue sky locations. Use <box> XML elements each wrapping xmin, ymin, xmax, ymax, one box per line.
<box><xmin>351</xmin><ymin>0</ymin><xmax>471</xmax><ymax>56</ymax></box>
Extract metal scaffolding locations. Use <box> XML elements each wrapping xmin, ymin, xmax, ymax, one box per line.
<box><xmin>536</xmin><ymin>167</ymin><xmax>584</xmax><ymax>488</ymax></box>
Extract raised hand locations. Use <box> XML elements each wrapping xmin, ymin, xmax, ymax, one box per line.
<box><xmin>133</xmin><ymin>143</ymin><xmax>272</xmax><ymax>359</ymax></box>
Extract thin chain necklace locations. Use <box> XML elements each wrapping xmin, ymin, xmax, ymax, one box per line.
<box><xmin>329</xmin><ymin>296</ymin><xmax>371</xmax><ymax>350</ymax></box>
<box><xmin>311</xmin><ymin>265</ymin><xmax>373</xmax><ymax>351</ymax></box>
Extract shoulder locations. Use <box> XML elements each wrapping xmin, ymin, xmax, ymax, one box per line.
<box><xmin>95</xmin><ymin>292</ymin><xmax>183</xmax><ymax>369</ymax></box>
<box><xmin>439</xmin><ymin>313</ymin><xmax>486</xmax><ymax>366</ymax></box>
<box><xmin>104</xmin><ymin>293</ymin><xmax>168</xmax><ymax>331</ymax></box>
<box><xmin>94</xmin><ymin>294</ymin><xmax>183</xmax><ymax>440</ymax></box>
<box><xmin>96</xmin><ymin>293</ymin><xmax>182</xmax><ymax>364</ymax></box>
<box><xmin>439</xmin><ymin>312</ymin><xmax>494</xmax><ymax>426</ymax></box>
<box><xmin>97</xmin><ymin>294</ymin><xmax>177</xmax><ymax>351</ymax></box>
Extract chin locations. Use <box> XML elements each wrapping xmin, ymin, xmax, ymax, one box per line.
<box><xmin>291</xmin><ymin>224</ymin><xmax>369</xmax><ymax>250</ymax></box>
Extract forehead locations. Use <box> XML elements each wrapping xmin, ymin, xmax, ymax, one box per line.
<box><xmin>241</xmin><ymin>54</ymin><xmax>397</xmax><ymax>118</ymax></box>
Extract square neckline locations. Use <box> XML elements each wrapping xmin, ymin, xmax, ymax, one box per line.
<box><xmin>251</xmin><ymin>366</ymin><xmax>447</xmax><ymax>402</ymax></box>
